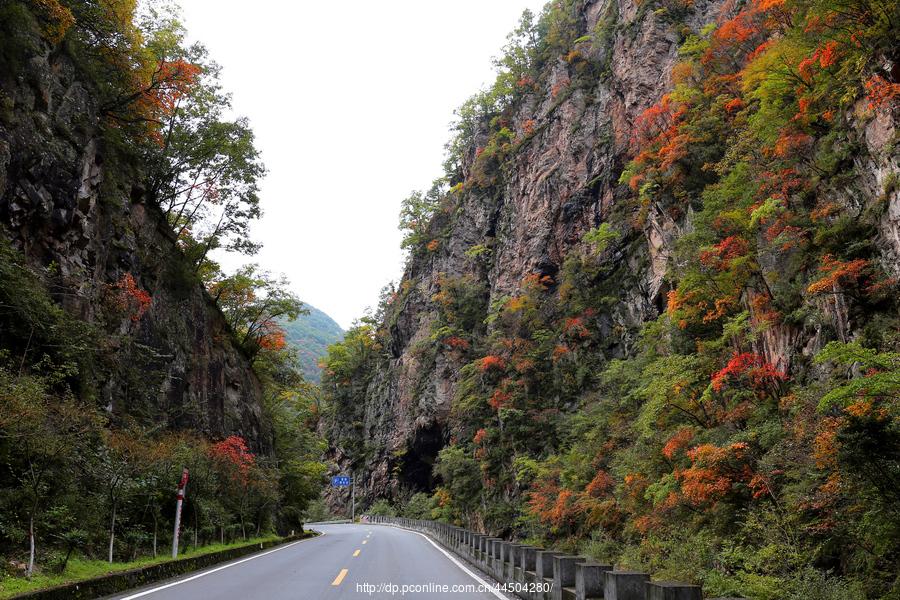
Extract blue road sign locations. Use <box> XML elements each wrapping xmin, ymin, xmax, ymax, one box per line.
<box><xmin>331</xmin><ymin>475</ymin><xmax>351</xmax><ymax>487</ymax></box>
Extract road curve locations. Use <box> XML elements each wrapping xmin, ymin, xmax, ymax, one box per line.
<box><xmin>107</xmin><ymin>522</ymin><xmax>508</xmax><ymax>599</ymax></box>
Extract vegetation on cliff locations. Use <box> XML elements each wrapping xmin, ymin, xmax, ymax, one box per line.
<box><xmin>0</xmin><ymin>0</ymin><xmax>325</xmax><ymax>583</ymax></box>
<box><xmin>323</xmin><ymin>0</ymin><xmax>899</xmax><ymax>597</ymax></box>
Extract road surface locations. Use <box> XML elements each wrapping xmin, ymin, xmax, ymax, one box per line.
<box><xmin>108</xmin><ymin>522</ymin><xmax>508</xmax><ymax>599</ymax></box>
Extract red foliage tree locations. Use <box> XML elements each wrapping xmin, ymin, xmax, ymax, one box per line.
<box><xmin>109</xmin><ymin>273</ymin><xmax>152</xmax><ymax>322</ymax></box>
<box><xmin>711</xmin><ymin>352</ymin><xmax>786</xmax><ymax>393</ymax></box>
<box><xmin>478</xmin><ymin>355</ymin><xmax>506</xmax><ymax>373</ymax></box>
<box><xmin>209</xmin><ymin>435</ymin><xmax>256</xmax><ymax>485</ymax></box>
<box><xmin>807</xmin><ymin>255</ymin><xmax>869</xmax><ymax>294</ymax></box>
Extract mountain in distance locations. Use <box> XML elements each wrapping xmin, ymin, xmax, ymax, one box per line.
<box><xmin>281</xmin><ymin>303</ymin><xmax>344</xmax><ymax>383</ymax></box>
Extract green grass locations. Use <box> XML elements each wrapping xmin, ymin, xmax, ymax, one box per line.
<box><xmin>0</xmin><ymin>535</ymin><xmax>281</xmax><ymax>598</ymax></box>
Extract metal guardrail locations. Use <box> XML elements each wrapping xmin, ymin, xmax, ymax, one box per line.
<box><xmin>365</xmin><ymin>515</ymin><xmax>743</xmax><ymax>600</ymax></box>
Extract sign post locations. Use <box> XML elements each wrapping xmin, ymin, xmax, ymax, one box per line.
<box><xmin>331</xmin><ymin>474</ymin><xmax>354</xmax><ymax>520</ymax></box>
<box><xmin>172</xmin><ymin>468</ymin><xmax>189</xmax><ymax>558</ymax></box>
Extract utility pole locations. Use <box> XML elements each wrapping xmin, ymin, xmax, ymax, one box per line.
<box><xmin>172</xmin><ymin>468</ymin><xmax>189</xmax><ymax>559</ymax></box>
<box><xmin>351</xmin><ymin>472</ymin><xmax>355</xmax><ymax>522</ymax></box>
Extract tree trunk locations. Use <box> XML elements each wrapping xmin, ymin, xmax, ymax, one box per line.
<box><xmin>27</xmin><ymin>514</ymin><xmax>35</xmax><ymax>578</ymax></box>
<box><xmin>60</xmin><ymin>545</ymin><xmax>73</xmax><ymax>573</ymax></box>
<box><xmin>153</xmin><ymin>517</ymin><xmax>158</xmax><ymax>557</ymax></box>
<box><xmin>193</xmin><ymin>502</ymin><xmax>199</xmax><ymax>548</ymax></box>
<box><xmin>108</xmin><ymin>500</ymin><xmax>117</xmax><ymax>563</ymax></box>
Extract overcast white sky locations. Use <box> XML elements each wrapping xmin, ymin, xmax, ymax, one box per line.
<box><xmin>178</xmin><ymin>0</ymin><xmax>547</xmax><ymax>329</ymax></box>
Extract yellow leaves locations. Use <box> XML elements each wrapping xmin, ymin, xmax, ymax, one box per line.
<box><xmin>740</xmin><ymin>37</ymin><xmax>805</xmax><ymax>96</ymax></box>
<box><xmin>505</xmin><ymin>295</ymin><xmax>527</xmax><ymax>313</ymax></box>
<box><xmin>33</xmin><ymin>0</ymin><xmax>74</xmax><ymax>43</ymax></box>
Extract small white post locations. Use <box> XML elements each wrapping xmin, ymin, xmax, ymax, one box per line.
<box><xmin>172</xmin><ymin>468</ymin><xmax>189</xmax><ymax>559</ymax></box>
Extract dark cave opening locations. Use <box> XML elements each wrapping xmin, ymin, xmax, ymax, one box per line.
<box><xmin>399</xmin><ymin>422</ymin><xmax>446</xmax><ymax>492</ymax></box>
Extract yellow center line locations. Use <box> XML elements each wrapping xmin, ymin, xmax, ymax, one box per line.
<box><xmin>353</xmin><ymin>549</ymin><xmax>361</xmax><ymax>557</ymax></box>
<box><xmin>331</xmin><ymin>568</ymin><xmax>349</xmax><ymax>586</ymax></box>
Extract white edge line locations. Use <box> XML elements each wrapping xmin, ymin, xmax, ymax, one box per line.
<box><xmin>116</xmin><ymin>536</ymin><xmax>316</xmax><ymax>599</ymax></box>
<box><xmin>379</xmin><ymin>524</ymin><xmax>509</xmax><ymax>600</ymax></box>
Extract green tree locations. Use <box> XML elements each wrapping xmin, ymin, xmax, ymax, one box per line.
<box><xmin>208</xmin><ymin>265</ymin><xmax>305</xmax><ymax>361</ymax></box>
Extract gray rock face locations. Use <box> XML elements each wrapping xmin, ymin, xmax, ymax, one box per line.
<box><xmin>0</xmin><ymin>31</ymin><xmax>269</xmax><ymax>450</ymax></box>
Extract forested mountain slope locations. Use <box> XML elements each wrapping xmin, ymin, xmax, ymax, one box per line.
<box><xmin>321</xmin><ymin>0</ymin><xmax>899</xmax><ymax>596</ymax></box>
<box><xmin>281</xmin><ymin>304</ymin><xmax>344</xmax><ymax>383</ymax></box>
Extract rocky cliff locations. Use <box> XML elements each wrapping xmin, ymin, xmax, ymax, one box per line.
<box><xmin>0</xmin><ymin>13</ymin><xmax>270</xmax><ymax>450</ymax></box>
<box><xmin>323</xmin><ymin>0</ymin><xmax>899</xmax><ymax>514</ymax></box>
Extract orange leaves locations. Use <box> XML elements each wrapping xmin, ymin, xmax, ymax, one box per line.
<box><xmin>562</xmin><ymin>316</ymin><xmax>590</xmax><ymax>339</ymax></box>
<box><xmin>33</xmin><ymin>0</ymin><xmax>75</xmax><ymax>43</ymax></box>
<box><xmin>797</xmin><ymin>41</ymin><xmax>841</xmax><ymax>88</ymax></box>
<box><xmin>671</xmin><ymin>62</ymin><xmax>695</xmax><ymax>86</ymax></box>
<box><xmin>426</xmin><ymin>239</ymin><xmax>440</xmax><ymax>252</ymax></box>
<box><xmin>585</xmin><ymin>469</ymin><xmax>615</xmax><ymax>497</ymax></box>
<box><xmin>631</xmin><ymin>94</ymin><xmax>680</xmax><ymax>153</ymax></box>
<box><xmin>715</xmin><ymin>11</ymin><xmax>758</xmax><ymax>45</ymax></box>
<box><xmin>662</xmin><ymin>427</ymin><xmax>695</xmax><ymax>460</ymax></box>
<box><xmin>552</xmin><ymin>344</ymin><xmax>570</xmax><ymax>361</ymax></box>
<box><xmin>676</xmin><ymin>442</ymin><xmax>751</xmax><ymax>506</ymax></box>
<box><xmin>522</xmin><ymin>273</ymin><xmax>554</xmax><ymax>291</ymax></box>
<box><xmin>699</xmin><ymin>235</ymin><xmax>750</xmax><ymax>270</ymax></box>
<box><xmin>724</xmin><ymin>98</ymin><xmax>745</xmax><ymax>113</ymax></box>
<box><xmin>157</xmin><ymin>60</ymin><xmax>201</xmax><ymax>111</ymax></box>
<box><xmin>772</xmin><ymin>130</ymin><xmax>813</xmax><ymax>157</ymax></box>
<box><xmin>522</xmin><ymin>119</ymin><xmax>537</xmax><ymax>136</ymax></box>
<box><xmin>130</xmin><ymin>59</ymin><xmax>202</xmax><ymax>144</ymax></box>
<box><xmin>516</xmin><ymin>76</ymin><xmax>535</xmax><ymax>88</ymax></box>
<box><xmin>258</xmin><ymin>327</ymin><xmax>286</xmax><ymax>351</ymax></box>
<box><xmin>755</xmin><ymin>0</ymin><xmax>785</xmax><ymax>11</ymax></box>
<box><xmin>209</xmin><ymin>435</ymin><xmax>256</xmax><ymax>486</ymax></box>
<box><xmin>813</xmin><ymin>416</ymin><xmax>842</xmax><ymax>469</ymax></box>
<box><xmin>678</xmin><ymin>465</ymin><xmax>733</xmax><ymax>505</ymax></box>
<box><xmin>108</xmin><ymin>273</ymin><xmax>152</xmax><ymax>322</ymax></box>
<box><xmin>505</xmin><ymin>296</ymin><xmax>528</xmax><ymax>313</ymax></box>
<box><xmin>817</xmin><ymin>41</ymin><xmax>840</xmax><ymax>68</ymax></box>
<box><xmin>711</xmin><ymin>352</ymin><xmax>787</xmax><ymax>393</ymax></box>
<box><xmin>551</xmin><ymin>78</ymin><xmax>571</xmax><ymax>99</ymax></box>
<box><xmin>527</xmin><ymin>467</ymin><xmax>618</xmax><ymax>531</ymax></box>
<box><xmin>806</xmin><ymin>254</ymin><xmax>869</xmax><ymax>294</ymax></box>
<box><xmin>864</xmin><ymin>75</ymin><xmax>900</xmax><ymax>110</ymax></box>
<box><xmin>136</xmin><ymin>60</ymin><xmax>201</xmax><ymax>124</ymax></box>
<box><xmin>473</xmin><ymin>428</ymin><xmax>488</xmax><ymax>445</ymax></box>
<box><xmin>478</xmin><ymin>355</ymin><xmax>506</xmax><ymax>373</ymax></box>
<box><xmin>443</xmin><ymin>336</ymin><xmax>470</xmax><ymax>351</ymax></box>
<box><xmin>489</xmin><ymin>388</ymin><xmax>513</xmax><ymax>410</ymax></box>
<box><xmin>526</xmin><ymin>474</ymin><xmax>562</xmax><ymax>525</ymax></box>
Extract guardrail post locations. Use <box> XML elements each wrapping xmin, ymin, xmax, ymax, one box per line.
<box><xmin>552</xmin><ymin>555</ymin><xmax>588</xmax><ymax>600</ymax></box>
<box><xmin>492</xmin><ymin>540</ymin><xmax>503</xmax><ymax>578</ymax></box>
<box><xmin>520</xmin><ymin>545</ymin><xmax>538</xmax><ymax>573</ymax></box>
<box><xmin>605</xmin><ymin>571</ymin><xmax>650</xmax><ymax>600</ymax></box>
<box><xmin>535</xmin><ymin>551</ymin><xmax>561</xmax><ymax>600</ymax></box>
<box><xmin>506</xmin><ymin>543</ymin><xmax>522</xmax><ymax>580</ymax></box>
<box><xmin>576</xmin><ymin>562</ymin><xmax>612</xmax><ymax>600</ymax></box>
<box><xmin>646</xmin><ymin>582</ymin><xmax>702</xmax><ymax>600</ymax></box>
<box><xmin>483</xmin><ymin>537</ymin><xmax>496</xmax><ymax>570</ymax></box>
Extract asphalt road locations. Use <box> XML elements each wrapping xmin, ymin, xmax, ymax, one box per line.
<box><xmin>108</xmin><ymin>522</ymin><xmax>507</xmax><ymax>599</ymax></box>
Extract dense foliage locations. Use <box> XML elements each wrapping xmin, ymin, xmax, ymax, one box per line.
<box><xmin>328</xmin><ymin>0</ymin><xmax>900</xmax><ymax>597</ymax></box>
<box><xmin>0</xmin><ymin>0</ymin><xmax>325</xmax><ymax>582</ymax></box>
